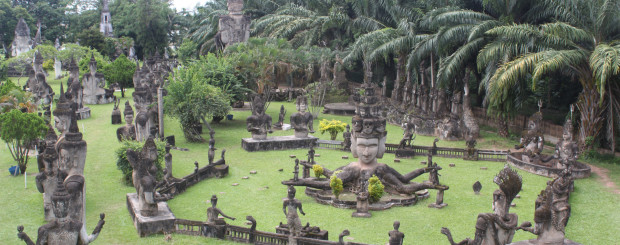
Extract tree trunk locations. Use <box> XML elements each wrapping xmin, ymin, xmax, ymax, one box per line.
<box><xmin>391</xmin><ymin>53</ymin><xmax>406</xmax><ymax>102</ymax></box>
<box><xmin>497</xmin><ymin>116</ymin><xmax>509</xmax><ymax>138</ymax></box>
<box><xmin>576</xmin><ymin>88</ymin><xmax>603</xmax><ymax>150</ymax></box>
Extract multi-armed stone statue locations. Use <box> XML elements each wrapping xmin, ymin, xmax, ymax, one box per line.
<box><xmin>283</xmin><ymin>82</ymin><xmax>448</xmax><ymax>196</ymax></box>
<box><xmin>82</xmin><ymin>54</ymin><xmax>115</xmax><ymax>104</ymax></box>
<box><xmin>516</xmin><ymin>110</ymin><xmax>545</xmax><ymax>157</ymax></box>
<box><xmin>441</xmin><ymin>166</ymin><xmax>522</xmax><ymax>245</ymax></box>
<box><xmin>126</xmin><ymin>138</ymin><xmax>169</xmax><ymax>216</ymax></box>
<box><xmin>117</xmin><ymin>101</ymin><xmax>136</xmax><ymax>141</ymax></box>
<box><xmin>18</xmin><ymin>176</ymin><xmax>106</xmax><ymax>245</ymax></box>
<box><xmin>246</xmin><ymin>95</ymin><xmax>273</xmax><ymax>140</ymax></box>
<box><xmin>513</xmin><ymin>168</ymin><xmax>577</xmax><ymax>245</ymax></box>
<box><xmin>290</xmin><ymin>95</ymin><xmax>314</xmax><ymax>138</ymax></box>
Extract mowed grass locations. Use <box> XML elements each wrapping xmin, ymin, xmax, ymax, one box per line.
<box><xmin>1</xmin><ymin>73</ymin><xmax>619</xmax><ymax>244</ymax></box>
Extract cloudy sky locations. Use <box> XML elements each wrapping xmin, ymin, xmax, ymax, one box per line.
<box><xmin>171</xmin><ymin>0</ymin><xmax>207</xmax><ymax>11</ymax></box>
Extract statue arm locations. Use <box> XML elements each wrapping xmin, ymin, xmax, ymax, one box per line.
<box><xmin>400</xmin><ymin>167</ymin><xmax>428</xmax><ymax>182</ymax></box>
<box><xmin>309</xmin><ymin>117</ymin><xmax>315</xmax><ymax>133</ymax></box>
<box><xmin>16</xmin><ymin>226</ymin><xmax>35</xmax><ymax>245</ymax></box>
<box><xmin>217</xmin><ymin>209</ymin><xmax>236</xmax><ymax>221</ymax></box>
<box><xmin>298</xmin><ymin>203</ymin><xmax>306</xmax><ymax>216</ymax></box>
<box><xmin>283</xmin><ymin>201</ymin><xmax>288</xmax><ymax>216</ymax></box>
<box><xmin>80</xmin><ymin>213</ymin><xmax>105</xmax><ymax>244</ymax></box>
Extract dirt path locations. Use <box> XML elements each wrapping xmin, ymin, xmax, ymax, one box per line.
<box><xmin>588</xmin><ymin>164</ymin><xmax>620</xmax><ymax>195</ymax></box>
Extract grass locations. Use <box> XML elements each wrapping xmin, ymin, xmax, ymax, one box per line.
<box><xmin>1</xmin><ymin>72</ymin><xmax>620</xmax><ymax>244</ymax></box>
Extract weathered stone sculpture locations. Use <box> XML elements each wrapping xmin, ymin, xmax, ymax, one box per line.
<box><xmin>441</xmin><ymin>166</ymin><xmax>522</xmax><ymax>245</ymax></box>
<box><xmin>516</xmin><ymin>111</ymin><xmax>545</xmax><ymax>156</ymax></box>
<box><xmin>427</xmin><ymin>154</ymin><xmax>447</xmax><ymax>209</ymax></box>
<box><xmin>208</xmin><ymin>135</ymin><xmax>216</xmax><ymax>164</ymax></box>
<box><xmin>27</xmin><ymin>51</ymin><xmax>54</xmax><ymax>105</ymax></box>
<box><xmin>514</xmin><ymin>168</ymin><xmax>576</xmax><ymax>245</ymax></box>
<box><xmin>207</xmin><ymin>195</ymin><xmax>236</xmax><ymax>224</ymax></box>
<box><xmin>246</xmin><ymin>95</ymin><xmax>273</xmax><ymax>140</ymax></box>
<box><xmin>464</xmin><ymin>138</ymin><xmax>478</xmax><ymax>161</ymax></box>
<box><xmin>290</xmin><ymin>95</ymin><xmax>314</xmax><ymax>138</ymax></box>
<box><xmin>82</xmin><ymin>54</ymin><xmax>115</xmax><ymax>104</ymax></box>
<box><xmin>11</xmin><ymin>18</ymin><xmax>32</xmax><ymax>57</ymax></box>
<box><xmin>388</xmin><ymin>221</ymin><xmax>405</xmax><ymax>245</ymax></box>
<box><xmin>117</xmin><ymin>101</ymin><xmax>136</xmax><ymax>141</ymax></box>
<box><xmin>273</xmin><ymin>105</ymin><xmax>286</xmax><ymax>129</ymax></box>
<box><xmin>283</xmin><ymin>185</ymin><xmax>305</xmax><ymax>244</ymax></box>
<box><xmin>436</xmin><ymin>114</ymin><xmax>461</xmax><ymax>141</ymax></box>
<box><xmin>126</xmin><ymin>138</ymin><xmax>164</xmax><ymax>216</ymax></box>
<box><xmin>352</xmin><ymin>189</ymin><xmax>371</xmax><ymax>218</ymax></box>
<box><xmin>65</xmin><ymin>58</ymin><xmax>91</xmax><ymax>120</ymax></box>
<box><xmin>133</xmin><ymin>87</ymin><xmax>156</xmax><ymax>141</ymax></box>
<box><xmin>217</xmin><ymin>0</ymin><xmax>250</xmax><ymax>48</ymax></box>
<box><xmin>111</xmin><ymin>99</ymin><xmax>122</xmax><ymax>124</ymax></box>
<box><xmin>342</xmin><ymin>124</ymin><xmax>352</xmax><ymax>151</ymax></box>
<box><xmin>398</xmin><ymin>123</ymin><xmax>415</xmax><ymax>149</ymax></box>
<box><xmin>555</xmin><ymin>119</ymin><xmax>579</xmax><ymax>168</ymax></box>
<box><xmin>283</xmin><ymin>82</ymin><xmax>448</xmax><ymax>196</ymax></box>
<box><xmin>17</xmin><ymin>176</ymin><xmax>106</xmax><ymax>245</ymax></box>
<box><xmin>35</xmin><ymin>126</ymin><xmax>60</xmax><ymax>221</ymax></box>
<box><xmin>53</xmin><ymin>85</ymin><xmax>73</xmax><ymax>138</ymax></box>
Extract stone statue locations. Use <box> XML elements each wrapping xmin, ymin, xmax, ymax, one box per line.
<box><xmin>17</xmin><ymin>176</ymin><xmax>106</xmax><ymax>245</ymax></box>
<box><xmin>273</xmin><ymin>105</ymin><xmax>286</xmax><ymax>129</ymax></box>
<box><xmin>283</xmin><ymin>82</ymin><xmax>448</xmax><ymax>195</ymax></box>
<box><xmin>516</xmin><ymin>112</ymin><xmax>545</xmax><ymax>156</ymax></box>
<box><xmin>352</xmin><ymin>189</ymin><xmax>371</xmax><ymax>218</ymax></box>
<box><xmin>11</xmin><ymin>18</ymin><xmax>32</xmax><ymax>57</ymax></box>
<box><xmin>53</xmin><ymin>84</ymin><xmax>73</xmax><ymax>138</ymax></box>
<box><xmin>290</xmin><ymin>95</ymin><xmax>315</xmax><ymax>138</ymax></box>
<box><xmin>473</xmin><ymin>181</ymin><xmax>482</xmax><ymax>194</ymax></box>
<box><xmin>207</xmin><ymin>195</ymin><xmax>236</xmax><ymax>224</ymax></box>
<box><xmin>111</xmin><ymin>99</ymin><xmax>122</xmax><ymax>124</ymax></box>
<box><xmin>342</xmin><ymin>125</ymin><xmax>352</xmax><ymax>151</ymax></box>
<box><xmin>283</xmin><ymin>186</ymin><xmax>306</xmax><ymax>240</ymax></box>
<box><xmin>293</xmin><ymin>159</ymin><xmax>300</xmax><ymax>181</ymax></box>
<box><xmin>27</xmin><ymin>51</ymin><xmax>54</xmax><ymax>105</ymax></box>
<box><xmin>66</xmin><ymin>58</ymin><xmax>84</xmax><ymax>110</ymax></box>
<box><xmin>116</xmin><ymin>101</ymin><xmax>136</xmax><ymax>141</ymax></box>
<box><xmin>388</xmin><ymin>221</ymin><xmax>405</xmax><ymax>245</ymax></box>
<box><xmin>436</xmin><ymin>114</ymin><xmax>461</xmax><ymax>141</ymax></box>
<box><xmin>56</xmin><ymin>112</ymin><xmax>87</xmax><ymax>224</ymax></box>
<box><xmin>164</xmin><ymin>144</ymin><xmax>173</xmax><ymax>181</ymax></box>
<box><xmin>516</xmin><ymin>168</ymin><xmax>573</xmax><ymax>245</ymax></box>
<box><xmin>464</xmin><ymin>137</ymin><xmax>478</xmax><ymax>161</ymax></box>
<box><xmin>441</xmin><ymin>166</ymin><xmax>522</xmax><ymax>245</ymax></box>
<box><xmin>208</xmin><ymin>136</ymin><xmax>216</xmax><ymax>165</ymax></box>
<box><xmin>246</xmin><ymin>95</ymin><xmax>273</xmax><ymax>140</ymax></box>
<box><xmin>82</xmin><ymin>54</ymin><xmax>115</xmax><ymax>104</ymax></box>
<box><xmin>126</xmin><ymin>138</ymin><xmax>167</xmax><ymax>216</ymax></box>
<box><xmin>398</xmin><ymin>123</ymin><xmax>415</xmax><ymax>149</ymax></box>
<box><xmin>217</xmin><ymin>0</ymin><xmax>250</xmax><ymax>48</ymax></box>
<box><xmin>35</xmin><ymin>126</ymin><xmax>60</xmax><ymax>221</ymax></box>
<box><xmin>133</xmin><ymin>87</ymin><xmax>155</xmax><ymax>141</ymax></box>
<box><xmin>555</xmin><ymin>119</ymin><xmax>579</xmax><ymax>169</ymax></box>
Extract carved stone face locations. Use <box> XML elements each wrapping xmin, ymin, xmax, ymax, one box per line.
<box><xmin>356</xmin><ymin>138</ymin><xmax>379</xmax><ymax>165</ymax></box>
<box><xmin>54</xmin><ymin>115</ymin><xmax>70</xmax><ymax>134</ymax></box>
<box><xmin>52</xmin><ymin>198</ymin><xmax>69</xmax><ymax>219</ymax></box>
<box><xmin>297</xmin><ymin>103</ymin><xmax>307</xmax><ymax>113</ymax></box>
<box><xmin>126</xmin><ymin>114</ymin><xmax>134</xmax><ymax>125</ymax></box>
<box><xmin>492</xmin><ymin>190</ymin><xmax>507</xmax><ymax>218</ymax></box>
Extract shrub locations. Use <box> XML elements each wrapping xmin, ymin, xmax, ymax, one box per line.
<box><xmin>103</xmin><ymin>54</ymin><xmax>136</xmax><ymax>96</ymax></box>
<box><xmin>330</xmin><ymin>171</ymin><xmax>343</xmax><ymax>199</ymax></box>
<box><xmin>319</xmin><ymin>119</ymin><xmax>347</xmax><ymax>140</ymax></box>
<box><xmin>312</xmin><ymin>164</ymin><xmax>324</xmax><ymax>178</ymax></box>
<box><xmin>368</xmin><ymin>175</ymin><xmax>385</xmax><ymax>203</ymax></box>
<box><xmin>115</xmin><ymin>139</ymin><xmax>166</xmax><ymax>185</ymax></box>
<box><xmin>0</xmin><ymin>109</ymin><xmax>47</xmax><ymax>174</ymax></box>
<box><xmin>42</xmin><ymin>59</ymin><xmax>54</xmax><ymax>71</ymax></box>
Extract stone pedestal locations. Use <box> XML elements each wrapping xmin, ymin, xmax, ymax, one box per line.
<box><xmin>76</xmin><ymin>108</ymin><xmax>91</xmax><ymax>120</ymax></box>
<box><xmin>509</xmin><ymin>239</ymin><xmax>582</xmax><ymax>245</ymax></box>
<box><xmin>126</xmin><ymin>193</ymin><xmax>176</xmax><ymax>237</ymax></box>
<box><xmin>242</xmin><ymin>135</ymin><xmax>318</xmax><ymax>152</ymax></box>
<box><xmin>428</xmin><ymin>190</ymin><xmax>448</xmax><ymax>209</ymax></box>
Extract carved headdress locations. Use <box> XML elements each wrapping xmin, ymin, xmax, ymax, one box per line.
<box><xmin>562</xmin><ymin>119</ymin><xmax>573</xmax><ymax>141</ymax></box>
<box><xmin>295</xmin><ymin>94</ymin><xmax>308</xmax><ymax>106</ymax></box>
<box><xmin>53</xmin><ymin>84</ymin><xmax>73</xmax><ymax>117</ymax></box>
<box><xmin>493</xmin><ymin>166</ymin><xmax>522</xmax><ymax>214</ymax></box>
<box><xmin>124</xmin><ymin>101</ymin><xmax>134</xmax><ymax>117</ymax></box>
<box><xmin>351</xmin><ymin>82</ymin><xmax>386</xmax><ymax>139</ymax></box>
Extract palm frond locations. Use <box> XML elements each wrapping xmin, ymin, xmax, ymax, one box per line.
<box><xmin>590</xmin><ymin>43</ymin><xmax>620</xmax><ymax>97</ymax></box>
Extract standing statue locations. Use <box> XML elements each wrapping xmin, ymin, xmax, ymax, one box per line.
<box><xmin>273</xmin><ymin>105</ymin><xmax>286</xmax><ymax>129</ymax></box>
<box><xmin>388</xmin><ymin>221</ymin><xmax>405</xmax><ymax>245</ymax></box>
<box><xmin>283</xmin><ymin>82</ymin><xmax>448</xmax><ymax>195</ymax></box>
<box><xmin>116</xmin><ymin>101</ymin><xmax>136</xmax><ymax>141</ymax></box>
<box><xmin>441</xmin><ymin>166</ymin><xmax>522</xmax><ymax>245</ymax></box>
<box><xmin>398</xmin><ymin>123</ymin><xmax>415</xmax><ymax>149</ymax></box>
<box><xmin>516</xmin><ymin>111</ymin><xmax>545</xmax><ymax>157</ymax></box>
<box><xmin>555</xmin><ymin>119</ymin><xmax>579</xmax><ymax>169</ymax></box>
<box><xmin>164</xmin><ymin>144</ymin><xmax>173</xmax><ymax>181</ymax></box>
<box><xmin>246</xmin><ymin>95</ymin><xmax>273</xmax><ymax>140</ymax></box>
<box><xmin>516</xmin><ymin>168</ymin><xmax>573</xmax><ymax>245</ymax></box>
<box><xmin>208</xmin><ymin>136</ymin><xmax>216</xmax><ymax>165</ymax></box>
<box><xmin>342</xmin><ymin>125</ymin><xmax>352</xmax><ymax>151</ymax></box>
<box><xmin>56</xmin><ymin>112</ymin><xmax>87</xmax><ymax>225</ymax></box>
<box><xmin>111</xmin><ymin>99</ymin><xmax>122</xmax><ymax>124</ymax></box>
<box><xmin>126</xmin><ymin>138</ymin><xmax>164</xmax><ymax>216</ymax></box>
<box><xmin>53</xmin><ymin>84</ymin><xmax>73</xmax><ymax>139</ymax></box>
<box><xmin>290</xmin><ymin>95</ymin><xmax>315</xmax><ymax>138</ymax></box>
<box><xmin>283</xmin><ymin>185</ymin><xmax>306</xmax><ymax>243</ymax></box>
<box><xmin>17</xmin><ymin>176</ymin><xmax>106</xmax><ymax>245</ymax></box>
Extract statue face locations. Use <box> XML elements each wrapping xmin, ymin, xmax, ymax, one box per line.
<box><xmin>126</xmin><ymin>114</ymin><xmax>134</xmax><ymax>125</ymax></box>
<box><xmin>54</xmin><ymin>115</ymin><xmax>69</xmax><ymax>133</ymax></box>
<box><xmin>52</xmin><ymin>199</ymin><xmax>69</xmax><ymax>218</ymax></box>
<box><xmin>298</xmin><ymin>103</ymin><xmax>307</xmax><ymax>113</ymax></box>
<box><xmin>356</xmin><ymin>137</ymin><xmax>379</xmax><ymax>165</ymax></box>
<box><xmin>492</xmin><ymin>190</ymin><xmax>507</xmax><ymax>218</ymax></box>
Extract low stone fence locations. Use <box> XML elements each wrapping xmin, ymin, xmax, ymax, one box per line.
<box><xmin>472</xmin><ymin>107</ymin><xmax>564</xmax><ymax>139</ymax></box>
<box><xmin>159</xmin><ymin>163</ymin><xmax>229</xmax><ymax>197</ymax></box>
<box><xmin>317</xmin><ymin>140</ymin><xmax>507</xmax><ymax>162</ymax></box>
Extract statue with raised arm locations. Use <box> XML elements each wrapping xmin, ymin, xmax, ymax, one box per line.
<box><xmin>516</xmin><ymin>111</ymin><xmax>545</xmax><ymax>157</ymax></box>
<box><xmin>17</xmin><ymin>175</ymin><xmax>105</xmax><ymax>245</ymax></box>
<box><xmin>283</xmin><ymin>82</ymin><xmax>448</xmax><ymax>195</ymax></box>
<box><xmin>207</xmin><ymin>195</ymin><xmax>236</xmax><ymax>224</ymax></box>
<box><xmin>290</xmin><ymin>95</ymin><xmax>314</xmax><ymax>138</ymax></box>
<box><xmin>283</xmin><ymin>185</ymin><xmax>306</xmax><ymax>240</ymax></box>
<box><xmin>441</xmin><ymin>166</ymin><xmax>522</xmax><ymax>245</ymax></box>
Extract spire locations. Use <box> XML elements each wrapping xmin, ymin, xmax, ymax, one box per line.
<box><xmin>102</xmin><ymin>0</ymin><xmax>110</xmax><ymax>12</ymax></box>
<box><xmin>14</xmin><ymin>18</ymin><xmax>30</xmax><ymax>37</ymax></box>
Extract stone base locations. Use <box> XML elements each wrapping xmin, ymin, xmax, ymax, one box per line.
<box><xmin>305</xmin><ymin>187</ymin><xmax>429</xmax><ymax>210</ymax></box>
<box><xmin>509</xmin><ymin>238</ymin><xmax>582</xmax><ymax>245</ymax></box>
<box><xmin>351</xmin><ymin>211</ymin><xmax>372</xmax><ymax>218</ymax></box>
<box><xmin>428</xmin><ymin>203</ymin><xmax>448</xmax><ymax>209</ymax></box>
<box><xmin>126</xmin><ymin>193</ymin><xmax>176</xmax><ymax>237</ymax></box>
<box><xmin>242</xmin><ymin>135</ymin><xmax>318</xmax><ymax>152</ymax></box>
<box><xmin>76</xmin><ymin>107</ymin><xmax>91</xmax><ymax>120</ymax></box>
<box><xmin>507</xmin><ymin>153</ymin><xmax>591</xmax><ymax>179</ymax></box>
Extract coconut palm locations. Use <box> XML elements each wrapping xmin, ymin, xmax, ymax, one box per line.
<box><xmin>480</xmin><ymin>0</ymin><xmax>620</xmax><ymax>150</ymax></box>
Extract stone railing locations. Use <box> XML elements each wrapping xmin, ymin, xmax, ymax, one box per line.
<box><xmin>158</xmin><ymin>163</ymin><xmax>229</xmax><ymax>197</ymax></box>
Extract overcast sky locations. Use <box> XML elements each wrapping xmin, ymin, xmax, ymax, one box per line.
<box><xmin>171</xmin><ymin>0</ymin><xmax>207</xmax><ymax>12</ymax></box>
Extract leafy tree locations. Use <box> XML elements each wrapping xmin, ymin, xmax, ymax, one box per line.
<box><xmin>115</xmin><ymin>138</ymin><xmax>166</xmax><ymax>185</ymax></box>
<box><xmin>77</xmin><ymin>28</ymin><xmax>106</xmax><ymax>54</ymax></box>
<box><xmin>177</xmin><ymin>38</ymin><xmax>197</xmax><ymax>64</ymax></box>
<box><xmin>0</xmin><ymin>109</ymin><xmax>47</xmax><ymax>174</ymax></box>
<box><xmin>319</xmin><ymin>119</ymin><xmax>347</xmax><ymax>140</ymax></box>
<box><xmin>330</xmin><ymin>172</ymin><xmax>343</xmax><ymax>199</ymax></box>
<box><xmin>0</xmin><ymin>81</ymin><xmax>36</xmax><ymax>113</ymax></box>
<box><xmin>368</xmin><ymin>174</ymin><xmax>385</xmax><ymax>202</ymax></box>
<box><xmin>103</xmin><ymin>54</ymin><xmax>135</xmax><ymax>97</ymax></box>
<box><xmin>188</xmin><ymin>53</ymin><xmax>250</xmax><ymax>103</ymax></box>
<box><xmin>77</xmin><ymin>50</ymin><xmax>109</xmax><ymax>76</ymax></box>
<box><xmin>165</xmin><ymin>62</ymin><xmax>232</xmax><ymax>142</ymax></box>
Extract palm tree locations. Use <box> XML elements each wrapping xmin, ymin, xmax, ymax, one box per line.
<box><xmin>480</xmin><ymin>0</ymin><xmax>620</xmax><ymax>150</ymax></box>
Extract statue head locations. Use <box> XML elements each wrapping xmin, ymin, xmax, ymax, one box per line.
<box><xmin>492</xmin><ymin>166</ymin><xmax>522</xmax><ymax>219</ymax></box>
<box><xmin>211</xmin><ymin>195</ymin><xmax>218</xmax><ymax>207</ymax></box>
<box><xmin>287</xmin><ymin>185</ymin><xmax>296</xmax><ymax>199</ymax></box>
<box><xmin>51</xmin><ymin>174</ymin><xmax>71</xmax><ymax>219</ymax></box>
<box><xmin>53</xmin><ymin>84</ymin><xmax>73</xmax><ymax>134</ymax></box>
<box><xmin>227</xmin><ymin>0</ymin><xmax>244</xmax><ymax>14</ymax></box>
<box><xmin>296</xmin><ymin>95</ymin><xmax>308</xmax><ymax>113</ymax></box>
<box><xmin>528</xmin><ymin>112</ymin><xmax>543</xmax><ymax>134</ymax></box>
<box><xmin>351</xmin><ymin>83</ymin><xmax>386</xmax><ymax>164</ymax></box>
<box><xmin>252</xmin><ymin>95</ymin><xmax>265</xmax><ymax>114</ymax></box>
<box><xmin>562</xmin><ymin>119</ymin><xmax>573</xmax><ymax>141</ymax></box>
<box><xmin>393</xmin><ymin>221</ymin><xmax>400</xmax><ymax>230</ymax></box>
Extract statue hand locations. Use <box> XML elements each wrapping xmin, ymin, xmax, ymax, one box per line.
<box><xmin>231</xmin><ymin>217</ymin><xmax>236</xmax><ymax>221</ymax></box>
<box><xmin>518</xmin><ymin>221</ymin><xmax>532</xmax><ymax>230</ymax></box>
<box><xmin>93</xmin><ymin>213</ymin><xmax>106</xmax><ymax>234</ymax></box>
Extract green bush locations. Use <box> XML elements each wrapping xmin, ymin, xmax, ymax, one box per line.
<box><xmin>78</xmin><ymin>50</ymin><xmax>109</xmax><ymax>76</ymax></box>
<box><xmin>368</xmin><ymin>175</ymin><xmax>384</xmax><ymax>203</ymax></box>
<box><xmin>115</xmin><ymin>139</ymin><xmax>166</xmax><ymax>185</ymax></box>
<box><xmin>0</xmin><ymin>80</ymin><xmax>20</xmax><ymax>97</ymax></box>
<box><xmin>312</xmin><ymin>164</ymin><xmax>324</xmax><ymax>178</ymax></box>
<box><xmin>42</xmin><ymin>59</ymin><xmax>54</xmax><ymax>71</ymax></box>
<box><xmin>330</xmin><ymin>171</ymin><xmax>343</xmax><ymax>199</ymax></box>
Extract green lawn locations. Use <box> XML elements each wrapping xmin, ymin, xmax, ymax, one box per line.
<box><xmin>1</xmin><ymin>73</ymin><xmax>619</xmax><ymax>244</ymax></box>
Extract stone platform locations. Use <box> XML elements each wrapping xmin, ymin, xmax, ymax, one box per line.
<box><xmin>507</xmin><ymin>153</ymin><xmax>591</xmax><ymax>179</ymax></box>
<box><xmin>242</xmin><ymin>135</ymin><xmax>318</xmax><ymax>152</ymax></box>
<box><xmin>77</xmin><ymin>107</ymin><xmax>91</xmax><ymax>120</ymax></box>
<box><xmin>126</xmin><ymin>193</ymin><xmax>176</xmax><ymax>237</ymax></box>
<box><xmin>323</xmin><ymin>103</ymin><xmax>356</xmax><ymax>115</ymax></box>
<box><xmin>305</xmin><ymin>187</ymin><xmax>429</xmax><ymax>210</ymax></box>
<box><xmin>510</xmin><ymin>238</ymin><xmax>582</xmax><ymax>245</ymax></box>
